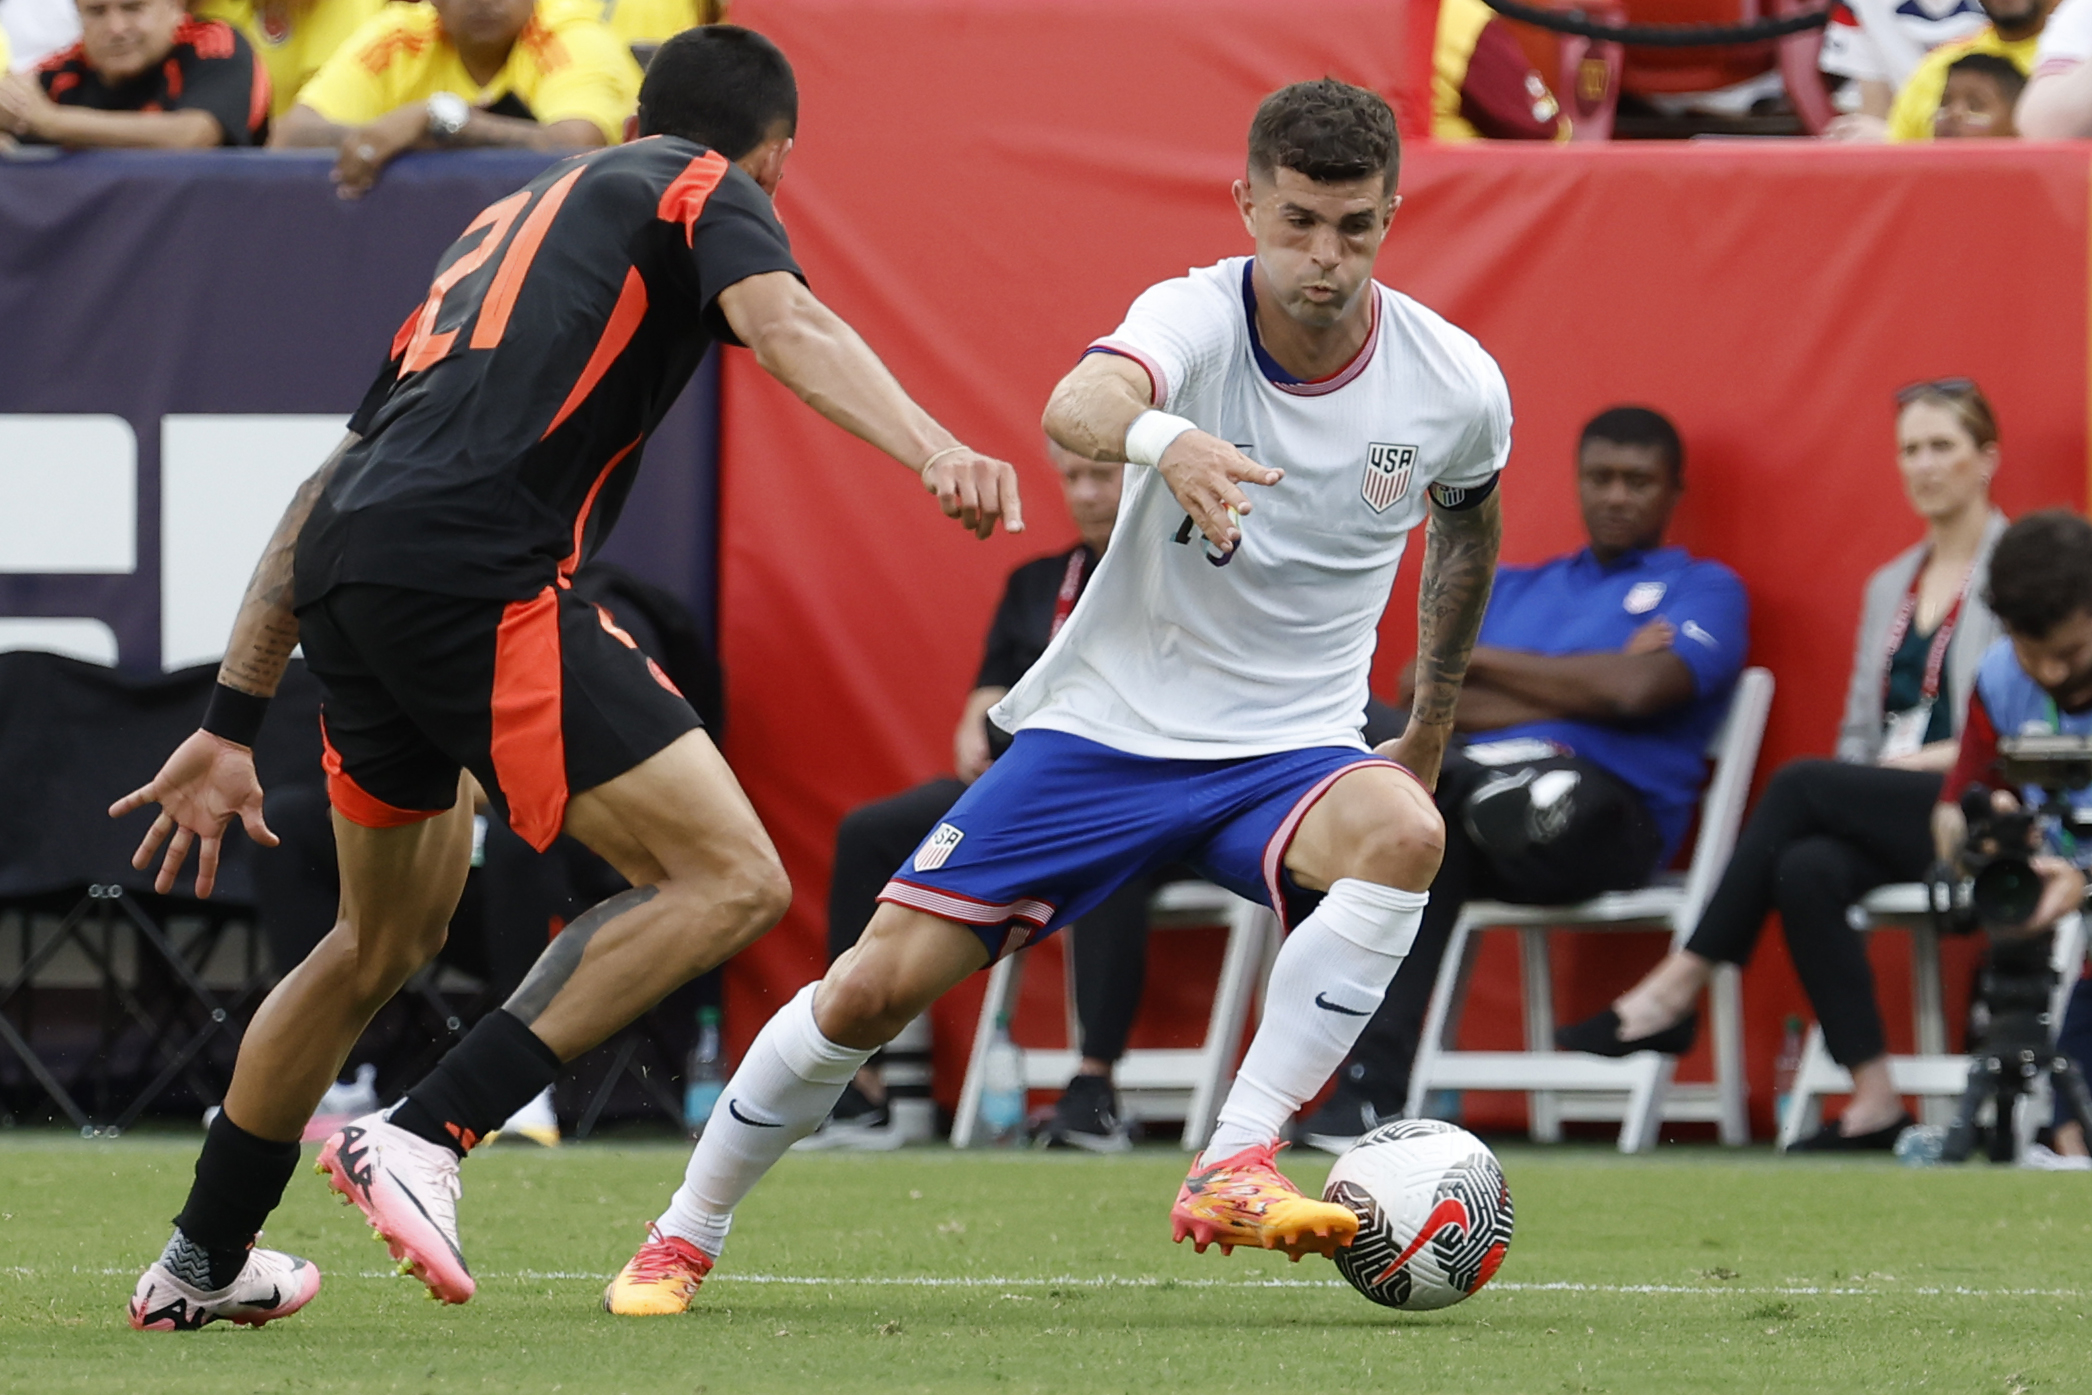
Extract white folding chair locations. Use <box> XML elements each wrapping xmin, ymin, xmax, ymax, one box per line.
<box><xmin>1404</xmin><ymin>667</ymin><xmax>1776</xmax><ymax>1154</ymax></box>
<box><xmin>1780</xmin><ymin>888</ymin><xmax>2087</xmax><ymax>1148</ymax></box>
<box><xmin>951</xmin><ymin>880</ymin><xmax>1277</xmax><ymax>1150</ymax></box>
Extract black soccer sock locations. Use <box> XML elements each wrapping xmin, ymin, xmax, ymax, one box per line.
<box><xmin>389</xmin><ymin>1009</ymin><xmax>562</xmax><ymax>1157</ymax></box>
<box><xmin>170</xmin><ymin>1111</ymin><xmax>303</xmax><ymax>1289</ymax></box>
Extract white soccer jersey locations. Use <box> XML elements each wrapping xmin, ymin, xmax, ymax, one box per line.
<box><xmin>1819</xmin><ymin>0</ymin><xmax>1986</xmax><ymax>86</ymax></box>
<box><xmin>992</xmin><ymin>256</ymin><xmax>1512</xmax><ymax>761</ymax></box>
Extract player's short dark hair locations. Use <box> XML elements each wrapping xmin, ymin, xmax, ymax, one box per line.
<box><xmin>1247</xmin><ymin>79</ymin><xmax>1400</xmax><ymax>191</ymax></box>
<box><xmin>1946</xmin><ymin>51</ymin><xmax>2027</xmax><ymax>106</ymax></box>
<box><xmin>636</xmin><ymin>26</ymin><xmax>797</xmax><ymax>158</ymax></box>
<box><xmin>1987</xmin><ymin>510</ymin><xmax>2092</xmax><ymax>639</ymax></box>
<box><xmin>1580</xmin><ymin>406</ymin><xmax>1684</xmax><ymax>483</ymax></box>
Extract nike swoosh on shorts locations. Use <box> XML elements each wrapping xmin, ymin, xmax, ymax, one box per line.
<box><xmin>1313</xmin><ymin>992</ymin><xmax>1369</xmax><ymax>1016</ymax></box>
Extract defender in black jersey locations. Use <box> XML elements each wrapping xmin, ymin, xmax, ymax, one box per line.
<box><xmin>114</xmin><ymin>27</ymin><xmax>1024</xmax><ymax>1332</ymax></box>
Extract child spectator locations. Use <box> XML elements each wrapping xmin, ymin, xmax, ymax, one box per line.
<box><xmin>1935</xmin><ymin>50</ymin><xmax>2027</xmax><ymax>133</ymax></box>
<box><xmin>1884</xmin><ymin>0</ymin><xmax>2051</xmax><ymax>140</ymax></box>
<box><xmin>0</xmin><ymin>0</ymin><xmax>268</xmax><ymax>147</ymax></box>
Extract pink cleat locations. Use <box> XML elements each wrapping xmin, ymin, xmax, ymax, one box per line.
<box><xmin>316</xmin><ymin>1113</ymin><xmax>475</xmax><ymax>1304</ymax></box>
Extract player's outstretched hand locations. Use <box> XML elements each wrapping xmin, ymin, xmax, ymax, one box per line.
<box><xmin>1157</xmin><ymin>432</ymin><xmax>1283</xmax><ymax>557</ymax></box>
<box><xmin>923</xmin><ymin>447</ymin><xmax>1025</xmax><ymax>540</ymax></box>
<box><xmin>107</xmin><ymin>730</ymin><xmax>279</xmax><ymax>899</ymax></box>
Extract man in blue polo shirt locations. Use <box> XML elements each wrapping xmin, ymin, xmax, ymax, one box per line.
<box><xmin>1305</xmin><ymin>405</ymin><xmax>1749</xmax><ymax>1149</ymax></box>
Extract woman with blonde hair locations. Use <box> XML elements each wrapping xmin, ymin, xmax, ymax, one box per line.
<box><xmin>1557</xmin><ymin>379</ymin><xmax>2009</xmax><ymax>1151</ymax></box>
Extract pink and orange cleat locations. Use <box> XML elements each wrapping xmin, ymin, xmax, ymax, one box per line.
<box><xmin>1170</xmin><ymin>1140</ymin><xmax>1359</xmax><ymax>1260</ymax></box>
<box><xmin>603</xmin><ymin>1223</ymin><xmax>715</xmax><ymax>1315</ymax></box>
<box><xmin>316</xmin><ymin>1114</ymin><xmax>476</xmax><ymax>1304</ymax></box>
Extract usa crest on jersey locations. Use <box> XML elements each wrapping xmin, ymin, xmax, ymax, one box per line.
<box><xmin>913</xmin><ymin>822</ymin><xmax>965</xmax><ymax>872</ymax></box>
<box><xmin>1362</xmin><ymin>443</ymin><xmax>1418</xmax><ymax>514</ymax></box>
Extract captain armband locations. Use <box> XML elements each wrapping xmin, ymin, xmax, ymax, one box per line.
<box><xmin>1428</xmin><ymin>472</ymin><xmax>1501</xmax><ymax>511</ymax></box>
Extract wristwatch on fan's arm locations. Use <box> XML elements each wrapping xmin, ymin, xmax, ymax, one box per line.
<box><xmin>426</xmin><ymin>92</ymin><xmax>471</xmax><ymax>142</ymax></box>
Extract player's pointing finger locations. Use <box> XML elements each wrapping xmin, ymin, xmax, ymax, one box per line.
<box><xmin>999</xmin><ymin>461</ymin><xmax>1024</xmax><ymax>534</ymax></box>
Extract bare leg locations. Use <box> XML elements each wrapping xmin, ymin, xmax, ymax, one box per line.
<box><xmin>512</xmin><ymin>729</ymin><xmax>791</xmax><ymax>1058</ymax></box>
<box><xmin>223</xmin><ymin>787</ymin><xmax>475</xmax><ymax>1141</ymax></box>
<box><xmin>2056</xmin><ymin>1120</ymin><xmax>2089</xmax><ymax>1157</ymax></box>
<box><xmin>1840</xmin><ymin>1056</ymin><xmax>1906</xmax><ymax>1135</ymax></box>
<box><xmin>1612</xmin><ymin>950</ymin><xmax>1716</xmax><ymax>1042</ymax></box>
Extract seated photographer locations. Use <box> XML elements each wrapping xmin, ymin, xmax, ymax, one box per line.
<box><xmin>809</xmin><ymin>441</ymin><xmax>1158</xmax><ymax>1153</ymax></box>
<box><xmin>1559</xmin><ymin>378</ymin><xmax>2009</xmax><ymax>1152</ymax></box>
<box><xmin>1931</xmin><ymin>509</ymin><xmax>2092</xmax><ymax>1166</ymax></box>
<box><xmin>1300</xmin><ymin>406</ymin><xmax>1749</xmax><ymax>1150</ymax></box>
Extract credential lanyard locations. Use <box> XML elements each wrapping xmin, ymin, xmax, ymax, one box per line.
<box><xmin>1882</xmin><ymin>552</ymin><xmax>1972</xmax><ymax>707</ymax></box>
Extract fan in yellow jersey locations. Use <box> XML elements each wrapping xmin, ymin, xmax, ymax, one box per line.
<box><xmin>273</xmin><ymin>0</ymin><xmax>641</xmax><ymax>198</ymax></box>
<box><xmin>191</xmin><ymin>0</ymin><xmax>386</xmax><ymax>119</ymax></box>
<box><xmin>598</xmin><ymin>0</ymin><xmax>725</xmax><ymax>49</ymax></box>
<box><xmin>1884</xmin><ymin>0</ymin><xmax>2052</xmax><ymax>139</ymax></box>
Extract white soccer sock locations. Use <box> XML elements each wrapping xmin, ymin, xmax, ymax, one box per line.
<box><xmin>656</xmin><ymin>984</ymin><xmax>873</xmax><ymax>1257</ymax></box>
<box><xmin>1205</xmin><ymin>879</ymin><xmax>1427</xmax><ymax>1159</ymax></box>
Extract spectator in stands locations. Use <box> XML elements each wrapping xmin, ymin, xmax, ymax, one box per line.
<box><xmin>1882</xmin><ymin>0</ymin><xmax>2051</xmax><ymax>140</ymax></box>
<box><xmin>191</xmin><ymin>0</ymin><xmax>385</xmax><ymax>122</ymax></box>
<box><xmin>600</xmin><ymin>0</ymin><xmax>726</xmax><ymax>55</ymax></box>
<box><xmin>1431</xmin><ymin>0</ymin><xmax>1566</xmax><ymax>140</ymax></box>
<box><xmin>272</xmin><ymin>0</ymin><xmax>641</xmax><ymax>199</ymax></box>
<box><xmin>1821</xmin><ymin>0</ymin><xmax>1988</xmax><ymax>138</ymax></box>
<box><xmin>1</xmin><ymin>0</ymin><xmax>83</xmax><ymax>72</ymax></box>
<box><xmin>806</xmin><ymin>442</ymin><xmax>1156</xmax><ymax>1153</ymax></box>
<box><xmin>1299</xmin><ymin>407</ymin><xmax>1749</xmax><ymax>1151</ymax></box>
<box><xmin>1930</xmin><ymin>510</ymin><xmax>2092</xmax><ymax>1167</ymax></box>
<box><xmin>1559</xmin><ymin>380</ymin><xmax>2009</xmax><ymax>1151</ymax></box>
<box><xmin>0</xmin><ymin>0</ymin><xmax>267</xmax><ymax>147</ymax></box>
<box><xmin>1935</xmin><ymin>51</ymin><xmax>2027</xmax><ymax>133</ymax></box>
<box><xmin>2014</xmin><ymin>0</ymin><xmax>2092</xmax><ymax>135</ymax></box>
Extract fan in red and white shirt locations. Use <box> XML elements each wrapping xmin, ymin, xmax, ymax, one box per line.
<box><xmin>0</xmin><ymin>0</ymin><xmax>267</xmax><ymax>148</ymax></box>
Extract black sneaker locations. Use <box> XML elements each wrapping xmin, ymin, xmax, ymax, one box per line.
<box><xmin>1296</xmin><ymin>1080</ymin><xmax>1397</xmax><ymax>1155</ymax></box>
<box><xmin>1038</xmin><ymin>1074</ymin><xmax>1132</xmax><ymax>1153</ymax></box>
<box><xmin>792</xmin><ymin>1082</ymin><xmax>900</xmax><ymax>1152</ymax></box>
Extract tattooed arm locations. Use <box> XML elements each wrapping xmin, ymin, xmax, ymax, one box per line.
<box><xmin>1377</xmin><ymin>490</ymin><xmax>1501</xmax><ymax>790</ymax></box>
<box><xmin>220</xmin><ymin>433</ymin><xmax>355</xmax><ymax>696</ymax></box>
<box><xmin>107</xmin><ymin>433</ymin><xmax>357</xmax><ymax>896</ymax></box>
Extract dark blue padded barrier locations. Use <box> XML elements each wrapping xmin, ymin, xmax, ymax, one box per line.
<box><xmin>0</xmin><ymin>148</ymin><xmax>720</xmax><ymax>670</ymax></box>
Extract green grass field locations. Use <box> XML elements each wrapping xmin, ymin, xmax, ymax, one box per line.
<box><xmin>2</xmin><ymin>1132</ymin><xmax>2088</xmax><ymax>1394</ymax></box>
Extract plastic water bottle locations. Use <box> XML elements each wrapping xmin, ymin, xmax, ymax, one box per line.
<box><xmin>980</xmin><ymin>1012</ymin><xmax>1027</xmax><ymax>1145</ymax></box>
<box><xmin>1894</xmin><ymin>1123</ymin><xmax>1948</xmax><ymax>1167</ymax></box>
<box><xmin>1773</xmin><ymin>1015</ymin><xmax>1804</xmax><ymax>1132</ymax></box>
<box><xmin>684</xmin><ymin>1006</ymin><xmax>728</xmax><ymax>1137</ymax></box>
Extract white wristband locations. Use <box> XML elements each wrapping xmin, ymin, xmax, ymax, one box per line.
<box><xmin>1123</xmin><ymin>410</ymin><xmax>1197</xmax><ymax>469</ymax></box>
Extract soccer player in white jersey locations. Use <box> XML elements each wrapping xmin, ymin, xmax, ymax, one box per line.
<box><xmin>604</xmin><ymin>77</ymin><xmax>1509</xmax><ymax>1315</ymax></box>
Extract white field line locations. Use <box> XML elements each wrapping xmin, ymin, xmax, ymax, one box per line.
<box><xmin>7</xmin><ymin>1267</ymin><xmax>2082</xmax><ymax>1299</ymax></box>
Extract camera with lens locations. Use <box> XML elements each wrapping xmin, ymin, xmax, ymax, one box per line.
<box><xmin>1928</xmin><ymin>734</ymin><xmax>2092</xmax><ymax>1163</ymax></box>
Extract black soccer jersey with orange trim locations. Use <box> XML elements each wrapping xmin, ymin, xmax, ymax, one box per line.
<box><xmin>298</xmin><ymin>136</ymin><xmax>801</xmax><ymax>603</ymax></box>
<box><xmin>34</xmin><ymin>18</ymin><xmax>271</xmax><ymax>145</ymax></box>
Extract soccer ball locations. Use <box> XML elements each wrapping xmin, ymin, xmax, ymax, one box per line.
<box><xmin>1321</xmin><ymin>1119</ymin><xmax>1514</xmax><ymax>1310</ymax></box>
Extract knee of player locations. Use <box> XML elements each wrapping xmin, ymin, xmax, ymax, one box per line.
<box><xmin>332</xmin><ymin>917</ymin><xmax>447</xmax><ymax>1003</ymax></box>
<box><xmin>692</xmin><ymin>846</ymin><xmax>792</xmax><ymax>943</ymax></box>
<box><xmin>814</xmin><ymin>956</ymin><xmax>913</xmax><ymax>1046</ymax></box>
<box><xmin>1350</xmin><ymin>805</ymin><xmax>1446</xmax><ymax>890</ymax></box>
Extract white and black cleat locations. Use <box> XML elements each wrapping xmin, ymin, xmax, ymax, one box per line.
<box><xmin>128</xmin><ymin>1246</ymin><xmax>322</xmax><ymax>1331</ymax></box>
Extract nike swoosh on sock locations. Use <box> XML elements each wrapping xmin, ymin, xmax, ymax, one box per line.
<box><xmin>727</xmin><ymin>1099</ymin><xmax>782</xmax><ymax>1127</ymax></box>
<box><xmin>1313</xmin><ymin>992</ymin><xmax>1369</xmax><ymax>1016</ymax></box>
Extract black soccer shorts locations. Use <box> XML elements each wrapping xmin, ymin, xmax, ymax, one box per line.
<box><xmin>296</xmin><ymin>581</ymin><xmax>701</xmax><ymax>850</ymax></box>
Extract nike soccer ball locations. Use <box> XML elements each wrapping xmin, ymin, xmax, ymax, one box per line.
<box><xmin>1322</xmin><ymin>1119</ymin><xmax>1514</xmax><ymax>1310</ymax></box>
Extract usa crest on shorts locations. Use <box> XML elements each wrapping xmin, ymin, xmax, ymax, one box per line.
<box><xmin>1361</xmin><ymin>443</ymin><xmax>1418</xmax><ymax>514</ymax></box>
<box><xmin>913</xmin><ymin>822</ymin><xmax>965</xmax><ymax>871</ymax></box>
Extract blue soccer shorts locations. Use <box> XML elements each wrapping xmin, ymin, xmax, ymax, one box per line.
<box><xmin>876</xmin><ymin>728</ymin><xmax>1403</xmax><ymax>962</ymax></box>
